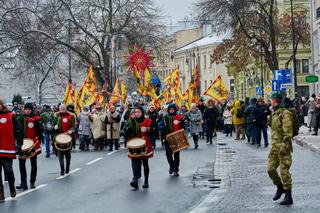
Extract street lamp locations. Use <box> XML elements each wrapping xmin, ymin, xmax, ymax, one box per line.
<box><xmin>291</xmin><ymin>0</ymin><xmax>298</xmax><ymax>98</ymax></box>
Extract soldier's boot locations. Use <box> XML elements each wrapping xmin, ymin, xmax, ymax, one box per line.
<box><xmin>273</xmin><ymin>184</ymin><xmax>285</xmax><ymax>201</ymax></box>
<box><xmin>0</xmin><ymin>184</ymin><xmax>5</xmax><ymax>203</ymax></box>
<box><xmin>280</xmin><ymin>189</ymin><xmax>293</xmax><ymax>205</ymax></box>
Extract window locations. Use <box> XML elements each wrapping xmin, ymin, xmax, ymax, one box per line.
<box><xmin>295</xmin><ymin>59</ymin><xmax>301</xmax><ymax>73</ymax></box>
<box><xmin>230</xmin><ymin>79</ymin><xmax>235</xmax><ymax>92</ymax></box>
<box><xmin>317</xmin><ymin>7</ymin><xmax>320</xmax><ymax>19</ymax></box>
<box><xmin>209</xmin><ymin>55</ymin><xmax>212</xmax><ymax>68</ymax></box>
<box><xmin>205</xmin><ymin>80</ymin><xmax>207</xmax><ymax>90</ymax></box>
<box><xmin>298</xmin><ymin>86</ymin><xmax>309</xmax><ymax>98</ymax></box>
<box><xmin>302</xmin><ymin>59</ymin><xmax>309</xmax><ymax>73</ymax></box>
<box><xmin>203</xmin><ymin>55</ymin><xmax>207</xmax><ymax>69</ymax></box>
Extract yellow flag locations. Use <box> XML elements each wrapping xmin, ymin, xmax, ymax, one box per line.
<box><xmin>77</xmin><ymin>64</ymin><xmax>98</xmax><ymax>108</ymax></box>
<box><xmin>174</xmin><ymin>86</ymin><xmax>184</xmax><ymax>108</ymax></box>
<box><xmin>145</xmin><ymin>68</ymin><xmax>151</xmax><ymax>89</ymax></box>
<box><xmin>109</xmin><ymin>79</ymin><xmax>120</xmax><ymax>106</ymax></box>
<box><xmin>204</xmin><ymin>75</ymin><xmax>229</xmax><ymax>102</ymax></box>
<box><xmin>134</xmin><ymin>68</ymin><xmax>144</xmax><ymax>95</ymax></box>
<box><xmin>121</xmin><ymin>80</ymin><xmax>127</xmax><ymax>106</ymax></box>
<box><xmin>63</xmin><ymin>81</ymin><xmax>74</xmax><ymax>105</ymax></box>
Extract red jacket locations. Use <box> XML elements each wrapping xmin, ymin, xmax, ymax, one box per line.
<box><xmin>24</xmin><ymin>115</ymin><xmax>42</xmax><ymax>155</ymax></box>
<box><xmin>0</xmin><ymin>112</ymin><xmax>16</xmax><ymax>158</ymax></box>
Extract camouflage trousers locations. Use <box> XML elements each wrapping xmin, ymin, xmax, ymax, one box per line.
<box><xmin>267</xmin><ymin>143</ymin><xmax>292</xmax><ymax>190</ymax></box>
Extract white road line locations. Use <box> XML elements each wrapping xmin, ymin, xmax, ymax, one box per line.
<box><xmin>86</xmin><ymin>157</ymin><xmax>103</xmax><ymax>165</ymax></box>
<box><xmin>56</xmin><ymin>168</ymin><xmax>82</xmax><ymax>180</ymax></box>
<box><xmin>5</xmin><ymin>184</ymin><xmax>48</xmax><ymax>201</ymax></box>
<box><xmin>106</xmin><ymin>150</ymin><xmax>119</xmax><ymax>156</ymax></box>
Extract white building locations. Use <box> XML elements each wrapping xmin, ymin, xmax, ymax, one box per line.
<box><xmin>311</xmin><ymin>0</ymin><xmax>320</xmax><ymax>94</ymax></box>
<box><xmin>173</xmin><ymin>32</ymin><xmax>234</xmax><ymax>95</ymax></box>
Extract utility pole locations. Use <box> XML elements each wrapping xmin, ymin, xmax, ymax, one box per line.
<box><xmin>68</xmin><ymin>20</ymin><xmax>72</xmax><ymax>83</ymax></box>
<box><xmin>291</xmin><ymin>0</ymin><xmax>298</xmax><ymax>98</ymax></box>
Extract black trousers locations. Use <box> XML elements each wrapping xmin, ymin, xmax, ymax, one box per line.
<box><xmin>58</xmin><ymin>150</ymin><xmax>71</xmax><ymax>173</ymax></box>
<box><xmin>19</xmin><ymin>155</ymin><xmax>37</xmax><ymax>186</ymax></box>
<box><xmin>0</xmin><ymin>158</ymin><xmax>15</xmax><ymax>195</ymax></box>
<box><xmin>164</xmin><ymin>141</ymin><xmax>180</xmax><ymax>172</ymax></box>
<box><xmin>131</xmin><ymin>158</ymin><xmax>149</xmax><ymax>182</ymax></box>
<box><xmin>108</xmin><ymin>139</ymin><xmax>119</xmax><ymax>150</ymax></box>
<box><xmin>192</xmin><ymin>134</ymin><xmax>199</xmax><ymax>146</ymax></box>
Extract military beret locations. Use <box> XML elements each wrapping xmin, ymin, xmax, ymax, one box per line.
<box><xmin>271</xmin><ymin>93</ymin><xmax>283</xmax><ymax>100</ymax></box>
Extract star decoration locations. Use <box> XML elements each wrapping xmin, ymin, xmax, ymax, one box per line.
<box><xmin>125</xmin><ymin>43</ymin><xmax>155</xmax><ymax>79</ymax></box>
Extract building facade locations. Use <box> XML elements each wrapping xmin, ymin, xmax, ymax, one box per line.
<box><xmin>311</xmin><ymin>0</ymin><xmax>320</xmax><ymax>94</ymax></box>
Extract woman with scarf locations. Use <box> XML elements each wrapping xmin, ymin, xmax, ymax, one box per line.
<box><xmin>186</xmin><ymin>103</ymin><xmax>203</xmax><ymax>149</ymax></box>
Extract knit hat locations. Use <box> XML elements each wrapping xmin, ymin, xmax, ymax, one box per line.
<box><xmin>167</xmin><ymin>103</ymin><xmax>177</xmax><ymax>112</ymax></box>
<box><xmin>271</xmin><ymin>93</ymin><xmax>283</xmax><ymax>100</ymax></box>
<box><xmin>24</xmin><ymin>103</ymin><xmax>34</xmax><ymax>111</ymax></box>
<box><xmin>134</xmin><ymin>105</ymin><xmax>145</xmax><ymax>117</ymax></box>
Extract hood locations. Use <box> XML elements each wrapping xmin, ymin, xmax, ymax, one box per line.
<box><xmin>234</xmin><ymin>100</ymin><xmax>241</xmax><ymax>108</ymax></box>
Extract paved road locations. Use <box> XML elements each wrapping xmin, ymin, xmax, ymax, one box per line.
<box><xmin>1</xmin><ymin>139</ymin><xmax>216</xmax><ymax>213</ymax></box>
<box><xmin>198</xmin><ymin>135</ymin><xmax>320</xmax><ymax>213</ymax></box>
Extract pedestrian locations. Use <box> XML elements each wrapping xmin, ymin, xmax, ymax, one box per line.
<box><xmin>146</xmin><ymin>104</ymin><xmax>158</xmax><ymax>149</ymax></box>
<box><xmin>122</xmin><ymin>106</ymin><xmax>154</xmax><ymax>190</ymax></box>
<box><xmin>223</xmin><ymin>104</ymin><xmax>233</xmax><ymax>137</ymax></box>
<box><xmin>186</xmin><ymin>103</ymin><xmax>203</xmax><ymax>149</ymax></box>
<box><xmin>163</xmin><ymin>104</ymin><xmax>185</xmax><ymax>176</ymax></box>
<box><xmin>267</xmin><ymin>93</ymin><xmax>293</xmax><ymax>205</ymax></box>
<box><xmin>158</xmin><ymin>105</ymin><xmax>168</xmax><ymax>146</ymax></box>
<box><xmin>88</xmin><ymin>104</ymin><xmax>106</xmax><ymax>151</ymax></box>
<box><xmin>40</xmin><ymin>105</ymin><xmax>54</xmax><ymax>158</ymax></box>
<box><xmin>105</xmin><ymin>105</ymin><xmax>121</xmax><ymax>151</ymax></box>
<box><xmin>203</xmin><ymin>99</ymin><xmax>219</xmax><ymax>144</ymax></box>
<box><xmin>53</xmin><ymin>104</ymin><xmax>76</xmax><ymax>176</ymax></box>
<box><xmin>16</xmin><ymin>103</ymin><xmax>42</xmax><ymax>190</ymax></box>
<box><xmin>78</xmin><ymin>106</ymin><xmax>91</xmax><ymax>151</ymax></box>
<box><xmin>313</xmin><ymin>95</ymin><xmax>320</xmax><ymax>135</ymax></box>
<box><xmin>231</xmin><ymin>100</ymin><xmax>246</xmax><ymax>140</ymax></box>
<box><xmin>178</xmin><ymin>103</ymin><xmax>189</xmax><ymax>136</ymax></box>
<box><xmin>197</xmin><ymin>98</ymin><xmax>206</xmax><ymax>139</ymax></box>
<box><xmin>306</xmin><ymin>94</ymin><xmax>317</xmax><ymax>132</ymax></box>
<box><xmin>0</xmin><ymin>100</ymin><xmax>19</xmax><ymax>202</ymax></box>
<box><xmin>256</xmin><ymin>98</ymin><xmax>270</xmax><ymax>147</ymax></box>
<box><xmin>244</xmin><ymin>98</ymin><xmax>258</xmax><ymax>145</ymax></box>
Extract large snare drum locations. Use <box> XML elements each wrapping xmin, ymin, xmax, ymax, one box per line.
<box><xmin>20</xmin><ymin>138</ymin><xmax>36</xmax><ymax>159</ymax></box>
<box><xmin>55</xmin><ymin>134</ymin><xmax>72</xmax><ymax>151</ymax></box>
<box><xmin>166</xmin><ymin>129</ymin><xmax>190</xmax><ymax>153</ymax></box>
<box><xmin>126</xmin><ymin>138</ymin><xmax>147</xmax><ymax>158</ymax></box>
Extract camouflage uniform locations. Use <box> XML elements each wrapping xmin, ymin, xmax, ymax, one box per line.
<box><xmin>267</xmin><ymin>107</ymin><xmax>293</xmax><ymax>190</ymax></box>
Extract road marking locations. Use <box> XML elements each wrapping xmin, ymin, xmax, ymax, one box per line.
<box><xmin>56</xmin><ymin>168</ymin><xmax>82</xmax><ymax>180</ymax></box>
<box><xmin>5</xmin><ymin>184</ymin><xmax>48</xmax><ymax>201</ymax></box>
<box><xmin>86</xmin><ymin>157</ymin><xmax>103</xmax><ymax>165</ymax></box>
<box><xmin>106</xmin><ymin>150</ymin><xmax>119</xmax><ymax>156</ymax></box>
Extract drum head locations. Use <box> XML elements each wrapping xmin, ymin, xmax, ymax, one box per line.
<box><xmin>22</xmin><ymin>139</ymin><xmax>34</xmax><ymax>150</ymax></box>
<box><xmin>56</xmin><ymin>134</ymin><xmax>72</xmax><ymax>144</ymax></box>
<box><xmin>127</xmin><ymin>138</ymin><xmax>146</xmax><ymax>148</ymax></box>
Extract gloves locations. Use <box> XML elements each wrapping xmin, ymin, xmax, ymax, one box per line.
<box><xmin>54</xmin><ymin>125</ymin><xmax>58</xmax><ymax>130</ymax></box>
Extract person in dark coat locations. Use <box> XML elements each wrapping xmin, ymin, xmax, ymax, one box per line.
<box><xmin>256</xmin><ymin>98</ymin><xmax>270</xmax><ymax>147</ymax></box>
<box><xmin>197</xmin><ymin>98</ymin><xmax>206</xmax><ymax>139</ymax></box>
<box><xmin>203</xmin><ymin>99</ymin><xmax>219</xmax><ymax>144</ymax></box>
<box><xmin>244</xmin><ymin>98</ymin><xmax>259</xmax><ymax>145</ymax></box>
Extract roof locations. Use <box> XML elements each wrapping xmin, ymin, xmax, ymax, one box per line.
<box><xmin>174</xmin><ymin>31</ymin><xmax>232</xmax><ymax>54</ymax></box>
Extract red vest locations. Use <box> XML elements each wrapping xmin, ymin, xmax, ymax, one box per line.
<box><xmin>172</xmin><ymin>114</ymin><xmax>183</xmax><ymax>132</ymax></box>
<box><xmin>128</xmin><ymin>118</ymin><xmax>154</xmax><ymax>159</ymax></box>
<box><xmin>24</xmin><ymin>115</ymin><xmax>42</xmax><ymax>155</ymax></box>
<box><xmin>60</xmin><ymin>114</ymin><xmax>73</xmax><ymax>133</ymax></box>
<box><xmin>0</xmin><ymin>112</ymin><xmax>16</xmax><ymax>158</ymax></box>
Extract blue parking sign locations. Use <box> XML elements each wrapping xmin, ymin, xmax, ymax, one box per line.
<box><xmin>272</xmin><ymin>80</ymin><xmax>281</xmax><ymax>92</ymax></box>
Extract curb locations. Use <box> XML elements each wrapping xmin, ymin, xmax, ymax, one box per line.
<box><xmin>294</xmin><ymin>136</ymin><xmax>320</xmax><ymax>156</ymax></box>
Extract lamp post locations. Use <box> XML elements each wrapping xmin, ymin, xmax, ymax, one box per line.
<box><xmin>291</xmin><ymin>0</ymin><xmax>298</xmax><ymax>98</ymax></box>
<box><xmin>67</xmin><ymin>20</ymin><xmax>72</xmax><ymax>83</ymax></box>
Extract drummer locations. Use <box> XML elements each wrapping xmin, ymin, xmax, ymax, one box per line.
<box><xmin>163</xmin><ymin>104</ymin><xmax>185</xmax><ymax>177</ymax></box>
<box><xmin>53</xmin><ymin>104</ymin><xmax>76</xmax><ymax>176</ymax></box>
<box><xmin>0</xmin><ymin>100</ymin><xmax>21</xmax><ymax>202</ymax></box>
<box><xmin>16</xmin><ymin>103</ymin><xmax>42</xmax><ymax>190</ymax></box>
<box><xmin>122</xmin><ymin>106</ymin><xmax>154</xmax><ymax>190</ymax></box>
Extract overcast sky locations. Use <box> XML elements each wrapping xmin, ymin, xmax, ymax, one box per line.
<box><xmin>153</xmin><ymin>0</ymin><xmax>195</xmax><ymax>23</ymax></box>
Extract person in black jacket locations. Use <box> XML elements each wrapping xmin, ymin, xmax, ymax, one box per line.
<box><xmin>244</xmin><ymin>98</ymin><xmax>258</xmax><ymax>145</ymax></box>
<box><xmin>146</xmin><ymin>104</ymin><xmax>158</xmax><ymax>149</ymax></box>
<box><xmin>197</xmin><ymin>98</ymin><xmax>206</xmax><ymax>139</ymax></box>
<box><xmin>203</xmin><ymin>99</ymin><xmax>219</xmax><ymax>144</ymax></box>
<box><xmin>256</xmin><ymin>98</ymin><xmax>270</xmax><ymax>147</ymax></box>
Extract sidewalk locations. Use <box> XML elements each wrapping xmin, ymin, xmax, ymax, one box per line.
<box><xmin>294</xmin><ymin>126</ymin><xmax>320</xmax><ymax>155</ymax></box>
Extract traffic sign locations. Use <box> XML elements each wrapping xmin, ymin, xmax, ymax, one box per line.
<box><xmin>273</xmin><ymin>69</ymin><xmax>292</xmax><ymax>84</ymax></box>
<box><xmin>264</xmin><ymin>85</ymin><xmax>272</xmax><ymax>95</ymax></box>
<box><xmin>306</xmin><ymin>75</ymin><xmax>319</xmax><ymax>83</ymax></box>
<box><xmin>272</xmin><ymin>80</ymin><xmax>281</xmax><ymax>92</ymax></box>
<box><xmin>256</xmin><ymin>86</ymin><xmax>263</xmax><ymax>95</ymax></box>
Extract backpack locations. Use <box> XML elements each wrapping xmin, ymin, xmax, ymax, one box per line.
<box><xmin>43</xmin><ymin>112</ymin><xmax>53</xmax><ymax>132</ymax></box>
<box><xmin>236</xmin><ymin>107</ymin><xmax>244</xmax><ymax>118</ymax></box>
<box><xmin>288</xmin><ymin>109</ymin><xmax>300</xmax><ymax>137</ymax></box>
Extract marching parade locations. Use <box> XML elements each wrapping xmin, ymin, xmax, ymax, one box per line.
<box><xmin>1</xmin><ymin>0</ymin><xmax>320</xmax><ymax>213</ymax></box>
